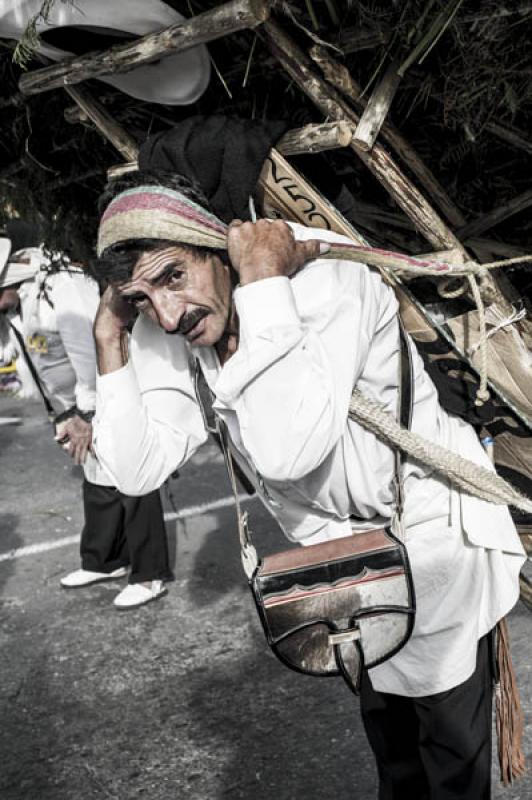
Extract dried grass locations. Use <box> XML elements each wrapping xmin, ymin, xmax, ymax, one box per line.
<box><xmin>0</xmin><ymin>0</ymin><xmax>531</xmax><ymax>257</ymax></box>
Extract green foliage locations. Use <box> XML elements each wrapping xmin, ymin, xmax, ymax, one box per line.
<box><xmin>13</xmin><ymin>0</ymin><xmax>73</xmax><ymax>69</ymax></box>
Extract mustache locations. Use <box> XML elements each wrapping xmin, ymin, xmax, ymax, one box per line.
<box><xmin>166</xmin><ymin>308</ymin><xmax>209</xmax><ymax>336</ymax></box>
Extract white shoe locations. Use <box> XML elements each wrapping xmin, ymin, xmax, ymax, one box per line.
<box><xmin>113</xmin><ymin>580</ymin><xmax>167</xmax><ymax>609</ymax></box>
<box><xmin>60</xmin><ymin>567</ymin><xmax>128</xmax><ymax>588</ymax></box>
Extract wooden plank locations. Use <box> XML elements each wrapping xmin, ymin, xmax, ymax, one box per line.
<box><xmin>458</xmin><ymin>189</ymin><xmax>532</xmax><ymax>240</ymax></box>
<box><xmin>309</xmin><ymin>46</ymin><xmax>467</xmax><ymax>229</ymax></box>
<box><xmin>352</xmin><ymin>60</ymin><xmax>402</xmax><ymax>152</ymax></box>
<box><xmin>19</xmin><ymin>0</ymin><xmax>272</xmax><ymax>96</ymax></box>
<box><xmin>260</xmin><ymin>20</ymin><xmax>465</xmax><ymax>253</ymax></box>
<box><xmin>257</xmin><ymin>149</ymin><xmax>368</xmax><ymax>246</ymax></box>
<box><xmin>64</xmin><ymin>86</ymin><xmax>139</xmax><ymax>162</ymax></box>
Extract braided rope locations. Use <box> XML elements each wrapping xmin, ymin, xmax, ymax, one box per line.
<box><xmin>437</xmin><ymin>277</ymin><xmax>467</xmax><ymax>299</ymax></box>
<box><xmin>326</xmin><ymin>245</ymin><xmax>530</xmax><ymax>407</ymax></box>
<box><xmin>349</xmin><ymin>389</ymin><xmax>532</xmax><ymax>513</ymax></box>
<box><xmin>324</xmin><ymin>244</ymin><xmax>532</xmax><ymax>278</ymax></box>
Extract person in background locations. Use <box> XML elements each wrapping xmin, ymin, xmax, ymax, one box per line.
<box><xmin>0</xmin><ymin>240</ymin><xmax>172</xmax><ymax>608</ymax></box>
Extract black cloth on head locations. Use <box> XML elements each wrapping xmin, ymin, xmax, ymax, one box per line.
<box><xmin>138</xmin><ymin>115</ymin><xmax>289</xmax><ymax>224</ymax></box>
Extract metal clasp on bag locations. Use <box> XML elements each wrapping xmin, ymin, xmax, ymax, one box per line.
<box><xmin>328</xmin><ymin>626</ymin><xmax>361</xmax><ymax>646</ymax></box>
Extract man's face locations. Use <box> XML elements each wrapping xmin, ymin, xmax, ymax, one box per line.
<box><xmin>118</xmin><ymin>245</ymin><xmax>233</xmax><ymax>346</ymax></box>
<box><xmin>0</xmin><ymin>287</ymin><xmax>20</xmax><ymax>313</ymax></box>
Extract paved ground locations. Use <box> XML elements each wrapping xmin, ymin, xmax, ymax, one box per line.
<box><xmin>1</xmin><ymin>396</ymin><xmax>531</xmax><ymax>800</ymax></box>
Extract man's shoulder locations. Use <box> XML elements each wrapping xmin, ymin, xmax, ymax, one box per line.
<box><xmin>50</xmin><ymin>268</ymin><xmax>98</xmax><ymax>296</ymax></box>
<box><xmin>287</xmin><ymin>222</ymin><xmax>377</xmax><ymax>301</ymax></box>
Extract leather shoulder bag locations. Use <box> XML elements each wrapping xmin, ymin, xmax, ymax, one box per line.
<box><xmin>196</xmin><ymin>322</ymin><xmax>416</xmax><ymax>695</ymax></box>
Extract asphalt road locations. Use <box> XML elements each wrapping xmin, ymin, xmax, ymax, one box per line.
<box><xmin>1</xmin><ymin>396</ymin><xmax>531</xmax><ymax>800</ymax></box>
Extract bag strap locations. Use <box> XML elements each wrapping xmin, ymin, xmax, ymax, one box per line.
<box><xmin>193</xmin><ymin>359</ymin><xmax>258</xmax><ymax>577</ymax></box>
<box><xmin>392</xmin><ymin>320</ymin><xmax>413</xmax><ymax>539</ymax></box>
<box><xmin>217</xmin><ymin>420</ymin><xmax>259</xmax><ymax>578</ymax></box>
<box><xmin>8</xmin><ymin>320</ymin><xmax>55</xmax><ymax>418</ymax></box>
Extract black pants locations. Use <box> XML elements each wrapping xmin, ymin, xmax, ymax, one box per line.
<box><xmin>360</xmin><ymin>634</ymin><xmax>493</xmax><ymax>800</ymax></box>
<box><xmin>80</xmin><ymin>479</ymin><xmax>172</xmax><ymax>584</ymax></box>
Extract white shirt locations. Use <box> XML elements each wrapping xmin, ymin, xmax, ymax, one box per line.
<box><xmin>93</xmin><ymin>223</ymin><xmax>525</xmax><ymax>696</ymax></box>
<box><xmin>17</xmin><ymin>268</ymin><xmax>111</xmax><ymax>486</ymax></box>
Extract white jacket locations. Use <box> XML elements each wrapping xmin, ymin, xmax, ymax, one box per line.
<box><xmin>93</xmin><ymin>223</ymin><xmax>525</xmax><ymax>695</ymax></box>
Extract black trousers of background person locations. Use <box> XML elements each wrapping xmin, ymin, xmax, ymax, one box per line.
<box><xmin>360</xmin><ymin>634</ymin><xmax>493</xmax><ymax>800</ymax></box>
<box><xmin>80</xmin><ymin>479</ymin><xmax>172</xmax><ymax>585</ymax></box>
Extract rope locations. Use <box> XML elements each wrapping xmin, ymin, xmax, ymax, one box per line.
<box><xmin>468</xmin><ymin>306</ymin><xmax>527</xmax><ymax>355</ymax></box>
<box><xmin>437</xmin><ymin>277</ymin><xmax>467</xmax><ymax>299</ymax></box>
<box><xmin>324</xmin><ymin>245</ymin><xmax>531</xmax><ymax>407</ymax></box>
<box><xmin>323</xmin><ymin>244</ymin><xmax>532</xmax><ymax>279</ymax></box>
<box><xmin>348</xmin><ymin>389</ymin><xmax>532</xmax><ymax>513</ymax></box>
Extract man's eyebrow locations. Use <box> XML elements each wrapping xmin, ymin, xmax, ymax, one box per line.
<box><xmin>151</xmin><ymin>261</ymin><xmax>184</xmax><ymax>285</ymax></box>
<box><xmin>123</xmin><ymin>291</ymin><xmax>146</xmax><ymax>303</ymax></box>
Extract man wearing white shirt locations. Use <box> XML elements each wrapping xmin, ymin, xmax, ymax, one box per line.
<box><xmin>0</xmin><ymin>246</ymin><xmax>171</xmax><ymax>608</ymax></box>
<box><xmin>91</xmin><ymin>170</ymin><xmax>525</xmax><ymax>799</ymax></box>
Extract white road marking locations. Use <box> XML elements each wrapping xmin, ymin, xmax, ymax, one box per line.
<box><xmin>0</xmin><ymin>493</ymin><xmax>257</xmax><ymax>563</ymax></box>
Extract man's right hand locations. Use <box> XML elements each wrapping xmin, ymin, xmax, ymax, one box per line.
<box><xmin>55</xmin><ymin>414</ymin><xmax>93</xmax><ymax>466</ymax></box>
<box><xmin>94</xmin><ymin>286</ymin><xmax>135</xmax><ymax>375</ymax></box>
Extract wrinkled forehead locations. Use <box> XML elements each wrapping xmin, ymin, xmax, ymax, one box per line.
<box><xmin>120</xmin><ymin>244</ymin><xmax>196</xmax><ymax>292</ymax></box>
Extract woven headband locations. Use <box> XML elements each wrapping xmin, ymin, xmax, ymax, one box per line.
<box><xmin>97</xmin><ymin>186</ymin><xmax>228</xmax><ymax>257</ymax></box>
<box><xmin>96</xmin><ymin>185</ymin><xmax>464</xmax><ymax>280</ymax></box>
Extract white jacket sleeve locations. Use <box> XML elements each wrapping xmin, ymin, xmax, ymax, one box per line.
<box><xmin>92</xmin><ymin>314</ymin><xmax>208</xmax><ymax>495</ymax></box>
<box><xmin>53</xmin><ymin>272</ymin><xmax>100</xmax><ymax>412</ymax></box>
<box><xmin>214</xmin><ymin>256</ymin><xmax>387</xmax><ymax>482</ymax></box>
<box><xmin>0</xmin><ymin>313</ymin><xmax>18</xmax><ymax>365</ymax></box>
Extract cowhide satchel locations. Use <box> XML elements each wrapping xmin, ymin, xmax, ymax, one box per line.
<box><xmin>198</xmin><ymin>324</ymin><xmax>416</xmax><ymax>695</ymax></box>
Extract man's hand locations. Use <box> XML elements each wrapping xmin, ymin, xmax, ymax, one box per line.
<box><xmin>94</xmin><ymin>286</ymin><xmax>134</xmax><ymax>375</ymax></box>
<box><xmin>94</xmin><ymin>285</ymin><xmax>135</xmax><ymax>340</ymax></box>
<box><xmin>227</xmin><ymin>219</ymin><xmax>327</xmax><ymax>286</ymax></box>
<box><xmin>55</xmin><ymin>415</ymin><xmax>93</xmax><ymax>466</ymax></box>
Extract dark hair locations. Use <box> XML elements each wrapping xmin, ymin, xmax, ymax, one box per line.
<box><xmin>91</xmin><ymin>169</ymin><xmax>228</xmax><ymax>287</ymax></box>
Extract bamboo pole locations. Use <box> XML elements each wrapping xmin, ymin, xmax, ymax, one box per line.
<box><xmin>338</xmin><ymin>26</ymin><xmax>391</xmax><ymax>54</ymax></box>
<box><xmin>19</xmin><ymin>0</ymin><xmax>273</xmax><ymax>96</ymax></box>
<box><xmin>458</xmin><ymin>189</ymin><xmax>532</xmax><ymax>240</ymax></box>
<box><xmin>486</xmin><ymin>123</ymin><xmax>532</xmax><ymax>157</ymax></box>
<box><xmin>352</xmin><ymin>60</ymin><xmax>402</xmax><ymax>152</ymax></box>
<box><xmin>466</xmin><ymin>238</ymin><xmax>529</xmax><ymax>260</ymax></box>
<box><xmin>100</xmin><ymin>121</ymin><xmax>356</xmax><ymax>180</ymax></box>
<box><xmin>276</xmin><ymin>121</ymin><xmax>353</xmax><ymax>155</ymax></box>
<box><xmin>64</xmin><ymin>86</ymin><xmax>139</xmax><ymax>162</ymax></box>
<box><xmin>64</xmin><ymin>106</ymin><xmax>88</xmax><ymax>124</ymax></box>
<box><xmin>309</xmin><ymin>45</ymin><xmax>467</xmax><ymax>229</ymax></box>
<box><xmin>107</xmin><ymin>162</ymin><xmax>139</xmax><ymax>180</ymax></box>
<box><xmin>71</xmin><ymin>119</ymin><xmax>353</xmax><ymax>159</ymax></box>
<box><xmin>260</xmin><ymin>20</ymin><xmax>465</xmax><ymax>253</ymax></box>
